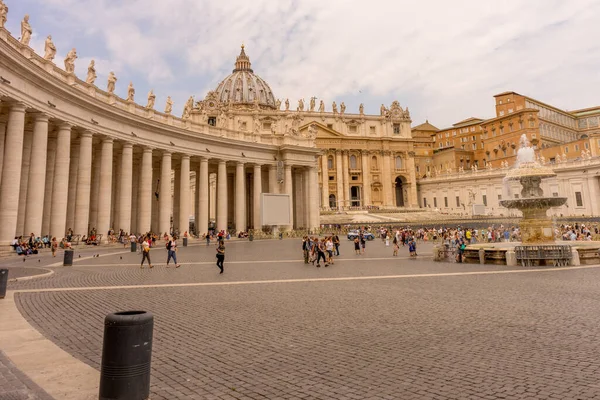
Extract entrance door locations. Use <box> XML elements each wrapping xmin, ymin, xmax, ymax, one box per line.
<box><xmin>328</xmin><ymin>194</ymin><xmax>336</xmax><ymax>209</ymax></box>
<box><xmin>395</xmin><ymin>177</ymin><xmax>404</xmax><ymax>207</ymax></box>
<box><xmin>350</xmin><ymin>186</ymin><xmax>361</xmax><ymax>207</ymax></box>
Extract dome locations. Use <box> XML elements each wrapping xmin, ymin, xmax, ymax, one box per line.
<box><xmin>211</xmin><ymin>45</ymin><xmax>277</xmax><ymax>109</ymax></box>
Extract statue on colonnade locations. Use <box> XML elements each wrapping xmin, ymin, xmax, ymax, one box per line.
<box><xmin>182</xmin><ymin>96</ymin><xmax>194</xmax><ymax>118</ymax></box>
<box><xmin>126</xmin><ymin>82</ymin><xmax>135</xmax><ymax>101</ymax></box>
<box><xmin>309</xmin><ymin>97</ymin><xmax>316</xmax><ymax>112</ymax></box>
<box><xmin>285</xmin><ymin>99</ymin><xmax>289</xmax><ymax>111</ymax></box>
<box><xmin>86</xmin><ymin>60</ymin><xmax>97</xmax><ymax>84</ymax></box>
<box><xmin>146</xmin><ymin>90</ymin><xmax>155</xmax><ymax>109</ymax></box>
<box><xmin>43</xmin><ymin>35</ymin><xmax>56</xmax><ymax>61</ymax></box>
<box><xmin>164</xmin><ymin>96</ymin><xmax>173</xmax><ymax>114</ymax></box>
<box><xmin>332</xmin><ymin>101</ymin><xmax>338</xmax><ymax>114</ymax></box>
<box><xmin>275</xmin><ymin>99</ymin><xmax>281</xmax><ymax>110</ymax></box>
<box><xmin>64</xmin><ymin>48</ymin><xmax>77</xmax><ymax>74</ymax></box>
<box><xmin>0</xmin><ymin>1</ymin><xmax>8</xmax><ymax>29</ymax></box>
<box><xmin>298</xmin><ymin>98</ymin><xmax>304</xmax><ymax>112</ymax></box>
<box><xmin>20</xmin><ymin>14</ymin><xmax>32</xmax><ymax>46</ymax></box>
<box><xmin>107</xmin><ymin>71</ymin><xmax>117</xmax><ymax>93</ymax></box>
<box><xmin>340</xmin><ymin>102</ymin><xmax>346</xmax><ymax>115</ymax></box>
<box><xmin>319</xmin><ymin>100</ymin><xmax>324</xmax><ymax>113</ymax></box>
<box><xmin>359</xmin><ymin>103</ymin><xmax>364</xmax><ymax>116</ymax></box>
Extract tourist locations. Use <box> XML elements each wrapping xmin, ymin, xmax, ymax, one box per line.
<box><xmin>216</xmin><ymin>239</ymin><xmax>225</xmax><ymax>273</ymax></box>
<box><xmin>316</xmin><ymin>238</ymin><xmax>327</xmax><ymax>267</ymax></box>
<box><xmin>302</xmin><ymin>236</ymin><xmax>310</xmax><ymax>264</ymax></box>
<box><xmin>166</xmin><ymin>236</ymin><xmax>180</xmax><ymax>268</ymax></box>
<box><xmin>206</xmin><ymin>233</ymin><xmax>211</xmax><ymax>246</ymax></box>
<box><xmin>51</xmin><ymin>237</ymin><xmax>58</xmax><ymax>257</ymax></box>
<box><xmin>141</xmin><ymin>235</ymin><xmax>153</xmax><ymax>268</ymax></box>
<box><xmin>393</xmin><ymin>236</ymin><xmax>399</xmax><ymax>256</ymax></box>
<box><xmin>408</xmin><ymin>238</ymin><xmax>417</xmax><ymax>257</ymax></box>
<box><xmin>333</xmin><ymin>234</ymin><xmax>340</xmax><ymax>256</ymax></box>
<box><xmin>354</xmin><ymin>236</ymin><xmax>360</xmax><ymax>255</ymax></box>
<box><xmin>325</xmin><ymin>236</ymin><xmax>334</xmax><ymax>265</ymax></box>
<box><xmin>360</xmin><ymin>232</ymin><xmax>366</xmax><ymax>254</ymax></box>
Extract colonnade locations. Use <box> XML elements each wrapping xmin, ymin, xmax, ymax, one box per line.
<box><xmin>0</xmin><ymin>102</ymin><xmax>320</xmax><ymax>244</ymax></box>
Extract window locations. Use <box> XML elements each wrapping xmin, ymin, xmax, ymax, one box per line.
<box><xmin>393</xmin><ymin>124</ymin><xmax>400</xmax><ymax>134</ymax></box>
<box><xmin>499</xmin><ymin>111</ymin><xmax>505</xmax><ymax>116</ymax></box>
<box><xmin>327</xmin><ymin>124</ymin><xmax>333</xmax><ymax>129</ymax></box>
<box><xmin>263</xmin><ymin>122</ymin><xmax>271</xmax><ymax>130</ymax></box>
<box><xmin>575</xmin><ymin>145</ymin><xmax>579</xmax><ymax>152</ymax></box>
<box><xmin>433</xmin><ymin>197</ymin><xmax>437</xmax><ymax>207</ymax></box>
<box><xmin>508</xmin><ymin>108</ymin><xmax>513</xmax><ymax>113</ymax></box>
<box><xmin>529</xmin><ymin>121</ymin><xmax>535</xmax><ymax>128</ymax></box>
<box><xmin>470</xmin><ymin>127</ymin><xmax>475</xmax><ymax>132</ymax></box>
<box><xmin>416</xmin><ymin>165</ymin><xmax>420</xmax><ymax>173</ymax></box>
<box><xmin>369</xmin><ymin>126</ymin><xmax>376</xmax><ymax>134</ymax></box>
<box><xmin>351</xmin><ymin>176</ymin><xmax>358</xmax><ymax>181</ymax></box>
<box><xmin>241</xmin><ymin>121</ymin><xmax>247</xmax><ymax>130</ymax></box>
<box><xmin>497</xmin><ymin>194</ymin><xmax>502</xmax><ymax>200</ymax></box>
<box><xmin>349</xmin><ymin>155</ymin><xmax>357</xmax><ymax>169</ymax></box>
<box><xmin>552</xmin><ymin>192</ymin><xmax>558</xmax><ymax>197</ymax></box>
<box><xmin>500</xmin><ymin>127</ymin><xmax>504</xmax><ymax>134</ymax></box>
<box><xmin>395</xmin><ymin>156</ymin><xmax>402</xmax><ymax>169</ymax></box>
<box><xmin>371</xmin><ymin>156</ymin><xmax>378</xmax><ymax>170</ymax></box>
<box><xmin>349</xmin><ymin>125</ymin><xmax>357</xmax><ymax>133</ymax></box>
<box><xmin>472</xmin><ymin>143</ymin><xmax>477</xmax><ymax>150</ymax></box>
<box><xmin>575</xmin><ymin>192</ymin><xmax>583</xmax><ymax>207</ymax></box>
<box><xmin>327</xmin><ymin>156</ymin><xmax>334</xmax><ymax>170</ymax></box>
<box><xmin>444</xmin><ymin>197</ymin><xmax>448</xmax><ymax>207</ymax></box>
<box><xmin>565</xmin><ymin>146</ymin><xmax>569</xmax><ymax>153</ymax></box>
<box><xmin>456</xmin><ymin>196</ymin><xmax>460</xmax><ymax>207</ymax></box>
<box><xmin>519</xmin><ymin>121</ymin><xmax>524</xmax><ymax>129</ymax></box>
<box><xmin>482</xmin><ymin>195</ymin><xmax>487</xmax><ymax>206</ymax></box>
<box><xmin>585</xmin><ymin>142</ymin><xmax>589</xmax><ymax>149</ymax></box>
<box><xmin>208</xmin><ymin>117</ymin><xmax>216</xmax><ymax>126</ymax></box>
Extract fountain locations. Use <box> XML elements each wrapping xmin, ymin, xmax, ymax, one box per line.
<box><xmin>499</xmin><ymin>135</ymin><xmax>567</xmax><ymax>243</ymax></box>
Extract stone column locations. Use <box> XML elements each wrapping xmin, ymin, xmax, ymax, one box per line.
<box><xmin>0</xmin><ymin>121</ymin><xmax>5</xmax><ymax>187</ymax></box>
<box><xmin>268</xmin><ymin>164</ymin><xmax>278</xmax><ymax>193</ymax></box>
<box><xmin>335</xmin><ymin>150</ymin><xmax>344</xmax><ymax>210</ymax></box>
<box><xmin>235</xmin><ymin>162</ymin><xmax>245</xmax><ymax>231</ymax></box>
<box><xmin>151</xmin><ymin>163</ymin><xmax>159</xmax><ymax>233</ymax></box>
<box><xmin>137</xmin><ymin>147</ymin><xmax>153</xmax><ymax>234</ymax></box>
<box><xmin>16</xmin><ymin>129</ymin><xmax>33</xmax><ymax>236</ymax></box>
<box><xmin>96</xmin><ymin>138</ymin><xmax>113</xmax><ymax>241</ymax></box>
<box><xmin>320</xmin><ymin>155</ymin><xmax>329</xmax><ymax>209</ymax></box>
<box><xmin>173</xmin><ymin>166</ymin><xmax>180</xmax><ymax>231</ymax></box>
<box><xmin>24</xmin><ymin>113</ymin><xmax>49</xmax><ymax>236</ymax></box>
<box><xmin>159</xmin><ymin>151</ymin><xmax>172</xmax><ymax>235</ymax></box>
<box><xmin>49</xmin><ymin>123</ymin><xmax>72</xmax><ymax>240</ymax></box>
<box><xmin>308</xmin><ymin>166</ymin><xmax>319</xmax><ymax>231</ymax></box>
<box><xmin>284</xmin><ymin>164</ymin><xmax>294</xmax><ymax>229</ymax></box>
<box><xmin>65</xmin><ymin>139</ymin><xmax>80</xmax><ymax>233</ymax></box>
<box><xmin>216</xmin><ymin>160</ymin><xmax>227</xmax><ymax>232</ymax></box>
<box><xmin>361</xmin><ymin>151</ymin><xmax>371</xmax><ymax>207</ymax></box>
<box><xmin>74</xmin><ymin>131</ymin><xmax>93</xmax><ymax>235</ymax></box>
<box><xmin>0</xmin><ymin>103</ymin><xmax>26</xmax><ymax>243</ymax></box>
<box><xmin>342</xmin><ymin>151</ymin><xmax>350</xmax><ymax>208</ymax></box>
<box><xmin>194</xmin><ymin>165</ymin><xmax>200</xmax><ymax>234</ymax></box>
<box><xmin>130</xmin><ymin>156</ymin><xmax>139</xmax><ymax>234</ymax></box>
<box><xmin>118</xmin><ymin>143</ymin><xmax>133</xmax><ymax>233</ymax></box>
<box><xmin>253</xmin><ymin>164</ymin><xmax>262</xmax><ymax>230</ymax></box>
<box><xmin>294</xmin><ymin>170</ymin><xmax>305</xmax><ymax>228</ymax></box>
<box><xmin>42</xmin><ymin>134</ymin><xmax>57</xmax><ymax>236</ymax></box>
<box><xmin>198</xmin><ymin>157</ymin><xmax>209</xmax><ymax>235</ymax></box>
<box><xmin>179</xmin><ymin>155</ymin><xmax>191</xmax><ymax>235</ymax></box>
<box><xmin>382</xmin><ymin>151</ymin><xmax>393</xmax><ymax>206</ymax></box>
<box><xmin>407</xmin><ymin>156</ymin><xmax>418</xmax><ymax>207</ymax></box>
<box><xmin>111</xmin><ymin>152</ymin><xmax>121</xmax><ymax>230</ymax></box>
<box><xmin>89</xmin><ymin>148</ymin><xmax>101</xmax><ymax>232</ymax></box>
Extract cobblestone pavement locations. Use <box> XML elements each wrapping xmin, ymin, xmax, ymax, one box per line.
<box><xmin>6</xmin><ymin>238</ymin><xmax>600</xmax><ymax>399</ymax></box>
<box><xmin>0</xmin><ymin>351</ymin><xmax>53</xmax><ymax>400</ymax></box>
<box><xmin>2</xmin><ymin>267</ymin><xmax>51</xmax><ymax>280</ymax></box>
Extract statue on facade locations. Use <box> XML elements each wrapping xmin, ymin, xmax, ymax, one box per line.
<box><xmin>254</xmin><ymin>118</ymin><xmax>261</xmax><ymax>133</ymax></box>
<box><xmin>64</xmin><ymin>48</ymin><xmax>77</xmax><ymax>74</ymax></box>
<box><xmin>359</xmin><ymin>103</ymin><xmax>364</xmax><ymax>115</ymax></box>
<box><xmin>126</xmin><ymin>82</ymin><xmax>135</xmax><ymax>101</ymax></box>
<box><xmin>285</xmin><ymin>98</ymin><xmax>289</xmax><ymax>111</ymax></box>
<box><xmin>332</xmin><ymin>101</ymin><xmax>338</xmax><ymax>114</ymax></box>
<box><xmin>107</xmin><ymin>72</ymin><xmax>117</xmax><ymax>93</ymax></box>
<box><xmin>340</xmin><ymin>102</ymin><xmax>346</xmax><ymax>115</ymax></box>
<box><xmin>380</xmin><ymin>104</ymin><xmax>386</xmax><ymax>116</ymax></box>
<box><xmin>217</xmin><ymin>110</ymin><xmax>227</xmax><ymax>128</ymax></box>
<box><xmin>458</xmin><ymin>166</ymin><xmax>464</xmax><ymax>174</ymax></box>
<box><xmin>306</xmin><ymin>123</ymin><xmax>318</xmax><ymax>139</ymax></box>
<box><xmin>275</xmin><ymin>99</ymin><xmax>281</xmax><ymax>110</ymax></box>
<box><xmin>86</xmin><ymin>60</ymin><xmax>97</xmax><ymax>84</ymax></box>
<box><xmin>164</xmin><ymin>96</ymin><xmax>173</xmax><ymax>114</ymax></box>
<box><xmin>319</xmin><ymin>100</ymin><xmax>325</xmax><ymax>112</ymax></box>
<box><xmin>20</xmin><ymin>14</ymin><xmax>32</xmax><ymax>46</ymax></box>
<box><xmin>182</xmin><ymin>96</ymin><xmax>194</xmax><ymax>118</ymax></box>
<box><xmin>0</xmin><ymin>1</ymin><xmax>7</xmax><ymax>29</ymax></box>
<box><xmin>271</xmin><ymin>120</ymin><xmax>277</xmax><ymax>135</ymax></box>
<box><xmin>310</xmin><ymin>97</ymin><xmax>316</xmax><ymax>112</ymax></box>
<box><xmin>43</xmin><ymin>35</ymin><xmax>56</xmax><ymax>61</ymax></box>
<box><xmin>298</xmin><ymin>98</ymin><xmax>304</xmax><ymax>112</ymax></box>
<box><xmin>586</xmin><ymin>149</ymin><xmax>593</xmax><ymax>159</ymax></box>
<box><xmin>146</xmin><ymin>90</ymin><xmax>155</xmax><ymax>109</ymax></box>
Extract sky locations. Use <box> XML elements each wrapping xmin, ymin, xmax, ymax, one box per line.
<box><xmin>5</xmin><ymin>0</ymin><xmax>600</xmax><ymax>128</ymax></box>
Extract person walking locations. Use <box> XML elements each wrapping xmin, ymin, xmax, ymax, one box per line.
<box><xmin>316</xmin><ymin>238</ymin><xmax>328</xmax><ymax>267</ymax></box>
<box><xmin>216</xmin><ymin>239</ymin><xmax>225</xmax><ymax>273</ymax></box>
<box><xmin>325</xmin><ymin>236</ymin><xmax>334</xmax><ymax>265</ymax></box>
<box><xmin>206</xmin><ymin>232</ymin><xmax>210</xmax><ymax>246</ymax></box>
<box><xmin>51</xmin><ymin>237</ymin><xmax>58</xmax><ymax>257</ymax></box>
<box><xmin>333</xmin><ymin>234</ymin><xmax>340</xmax><ymax>256</ymax></box>
<box><xmin>393</xmin><ymin>236</ymin><xmax>399</xmax><ymax>256</ymax></box>
<box><xmin>141</xmin><ymin>235</ymin><xmax>153</xmax><ymax>268</ymax></box>
<box><xmin>354</xmin><ymin>236</ymin><xmax>360</xmax><ymax>255</ymax></box>
<box><xmin>302</xmin><ymin>236</ymin><xmax>310</xmax><ymax>264</ymax></box>
<box><xmin>360</xmin><ymin>232</ymin><xmax>366</xmax><ymax>254</ymax></box>
<box><xmin>166</xmin><ymin>236</ymin><xmax>181</xmax><ymax>268</ymax></box>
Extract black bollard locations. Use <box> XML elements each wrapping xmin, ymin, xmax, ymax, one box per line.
<box><xmin>99</xmin><ymin>311</ymin><xmax>153</xmax><ymax>400</ymax></box>
<box><xmin>0</xmin><ymin>269</ymin><xmax>8</xmax><ymax>299</ymax></box>
<box><xmin>183</xmin><ymin>237</ymin><xmax>188</xmax><ymax>247</ymax></box>
<box><xmin>63</xmin><ymin>249</ymin><xmax>74</xmax><ymax>266</ymax></box>
<box><xmin>130</xmin><ymin>241</ymin><xmax>137</xmax><ymax>252</ymax></box>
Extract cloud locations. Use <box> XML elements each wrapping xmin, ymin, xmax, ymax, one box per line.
<box><xmin>10</xmin><ymin>0</ymin><xmax>600</xmax><ymax>126</ymax></box>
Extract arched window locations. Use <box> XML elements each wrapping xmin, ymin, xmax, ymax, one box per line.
<box><xmin>349</xmin><ymin>155</ymin><xmax>357</xmax><ymax>169</ymax></box>
<box><xmin>327</xmin><ymin>156</ymin><xmax>334</xmax><ymax>170</ymax></box>
<box><xmin>371</xmin><ymin>156</ymin><xmax>378</xmax><ymax>170</ymax></box>
<box><xmin>395</xmin><ymin>156</ymin><xmax>402</xmax><ymax>169</ymax></box>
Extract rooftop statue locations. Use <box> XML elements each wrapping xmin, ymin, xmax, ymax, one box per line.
<box><xmin>107</xmin><ymin>72</ymin><xmax>117</xmax><ymax>93</ymax></box>
<box><xmin>380</xmin><ymin>104</ymin><xmax>386</xmax><ymax>116</ymax></box>
<box><xmin>64</xmin><ymin>48</ymin><xmax>77</xmax><ymax>74</ymax></box>
<box><xmin>298</xmin><ymin>98</ymin><xmax>304</xmax><ymax>112</ymax></box>
<box><xmin>309</xmin><ymin>97</ymin><xmax>316</xmax><ymax>112</ymax></box>
<box><xmin>43</xmin><ymin>35</ymin><xmax>56</xmax><ymax>61</ymax></box>
<box><xmin>340</xmin><ymin>102</ymin><xmax>346</xmax><ymax>115</ymax></box>
<box><xmin>164</xmin><ymin>96</ymin><xmax>173</xmax><ymax>115</ymax></box>
<box><xmin>20</xmin><ymin>14</ymin><xmax>32</xmax><ymax>46</ymax></box>
<box><xmin>359</xmin><ymin>103</ymin><xmax>364</xmax><ymax>115</ymax></box>
<box><xmin>126</xmin><ymin>82</ymin><xmax>135</xmax><ymax>101</ymax></box>
<box><xmin>275</xmin><ymin>99</ymin><xmax>281</xmax><ymax>110</ymax></box>
<box><xmin>146</xmin><ymin>90</ymin><xmax>155</xmax><ymax>109</ymax></box>
<box><xmin>86</xmin><ymin>60</ymin><xmax>97</xmax><ymax>84</ymax></box>
<box><xmin>332</xmin><ymin>101</ymin><xmax>338</xmax><ymax>114</ymax></box>
<box><xmin>182</xmin><ymin>96</ymin><xmax>194</xmax><ymax>118</ymax></box>
<box><xmin>319</xmin><ymin>100</ymin><xmax>324</xmax><ymax>113</ymax></box>
<box><xmin>285</xmin><ymin>99</ymin><xmax>289</xmax><ymax>111</ymax></box>
<box><xmin>0</xmin><ymin>1</ymin><xmax>7</xmax><ymax>29</ymax></box>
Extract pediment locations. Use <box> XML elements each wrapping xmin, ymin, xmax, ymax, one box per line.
<box><xmin>299</xmin><ymin>122</ymin><xmax>342</xmax><ymax>138</ymax></box>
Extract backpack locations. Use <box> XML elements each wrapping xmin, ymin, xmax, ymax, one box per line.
<box><xmin>166</xmin><ymin>240</ymin><xmax>172</xmax><ymax>250</ymax></box>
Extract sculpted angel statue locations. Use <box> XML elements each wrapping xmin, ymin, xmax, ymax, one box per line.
<box><xmin>64</xmin><ymin>48</ymin><xmax>77</xmax><ymax>74</ymax></box>
<box><xmin>43</xmin><ymin>35</ymin><xmax>56</xmax><ymax>61</ymax></box>
<box><xmin>340</xmin><ymin>102</ymin><xmax>346</xmax><ymax>114</ymax></box>
<box><xmin>146</xmin><ymin>90</ymin><xmax>155</xmax><ymax>109</ymax></box>
<box><xmin>380</xmin><ymin>104</ymin><xmax>386</xmax><ymax>116</ymax></box>
<box><xmin>20</xmin><ymin>14</ymin><xmax>32</xmax><ymax>46</ymax></box>
<box><xmin>107</xmin><ymin>72</ymin><xmax>117</xmax><ymax>93</ymax></box>
<box><xmin>126</xmin><ymin>82</ymin><xmax>135</xmax><ymax>101</ymax></box>
<box><xmin>285</xmin><ymin>99</ymin><xmax>289</xmax><ymax>111</ymax></box>
<box><xmin>318</xmin><ymin>100</ymin><xmax>325</xmax><ymax>112</ymax></box>
<box><xmin>275</xmin><ymin>99</ymin><xmax>281</xmax><ymax>110</ymax></box>
<box><xmin>359</xmin><ymin>103</ymin><xmax>364</xmax><ymax>115</ymax></box>
<box><xmin>182</xmin><ymin>96</ymin><xmax>194</xmax><ymax>118</ymax></box>
<box><xmin>332</xmin><ymin>101</ymin><xmax>338</xmax><ymax>114</ymax></box>
<box><xmin>310</xmin><ymin>97</ymin><xmax>316</xmax><ymax>112</ymax></box>
<box><xmin>0</xmin><ymin>2</ymin><xmax>8</xmax><ymax>29</ymax></box>
<box><xmin>164</xmin><ymin>96</ymin><xmax>173</xmax><ymax>114</ymax></box>
<box><xmin>298</xmin><ymin>98</ymin><xmax>304</xmax><ymax>112</ymax></box>
<box><xmin>86</xmin><ymin>60</ymin><xmax>97</xmax><ymax>84</ymax></box>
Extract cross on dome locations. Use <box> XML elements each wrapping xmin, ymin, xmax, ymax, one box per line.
<box><xmin>234</xmin><ymin>44</ymin><xmax>253</xmax><ymax>72</ymax></box>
